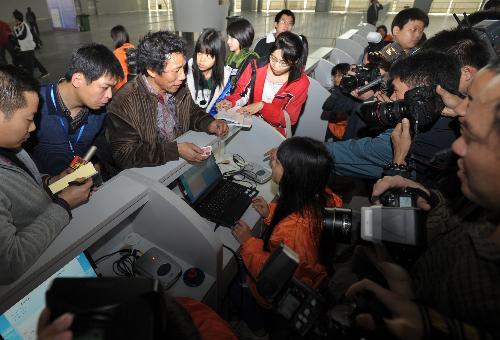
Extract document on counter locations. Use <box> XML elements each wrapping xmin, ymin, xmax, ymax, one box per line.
<box><xmin>48</xmin><ymin>162</ymin><xmax>97</xmax><ymax>194</ymax></box>
<box><xmin>215</xmin><ymin>106</ymin><xmax>252</xmax><ymax>128</ymax></box>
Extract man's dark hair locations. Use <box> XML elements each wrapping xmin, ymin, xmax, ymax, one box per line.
<box><xmin>0</xmin><ymin>65</ymin><xmax>39</xmax><ymax>119</ymax></box>
<box><xmin>421</xmin><ymin>28</ymin><xmax>490</xmax><ymax>69</ymax></box>
<box><xmin>110</xmin><ymin>25</ymin><xmax>130</xmax><ymax>49</ymax></box>
<box><xmin>391</xmin><ymin>8</ymin><xmax>429</xmax><ymax>33</ymax></box>
<box><xmin>270</xmin><ymin>32</ymin><xmax>308</xmax><ymax>83</ymax></box>
<box><xmin>376</xmin><ymin>25</ymin><xmax>388</xmax><ymax>35</ymax></box>
<box><xmin>137</xmin><ymin>31</ymin><xmax>186</xmax><ymax>75</ymax></box>
<box><xmin>390</xmin><ymin>50</ymin><xmax>461</xmax><ymax>91</ymax></box>
<box><xmin>275</xmin><ymin>9</ymin><xmax>295</xmax><ymax>25</ymax></box>
<box><xmin>331</xmin><ymin>63</ymin><xmax>350</xmax><ymax>76</ymax></box>
<box><xmin>226</xmin><ymin>18</ymin><xmax>255</xmax><ymax>49</ymax></box>
<box><xmin>12</xmin><ymin>10</ymin><xmax>23</xmax><ymax>22</ymax></box>
<box><xmin>65</xmin><ymin>43</ymin><xmax>123</xmax><ymax>82</ymax></box>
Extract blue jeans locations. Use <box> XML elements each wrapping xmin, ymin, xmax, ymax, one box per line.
<box><xmin>325</xmin><ymin>129</ymin><xmax>393</xmax><ymax>179</ymax></box>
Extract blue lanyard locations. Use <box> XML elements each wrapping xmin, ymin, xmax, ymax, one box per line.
<box><xmin>50</xmin><ymin>85</ymin><xmax>86</xmax><ymax>155</ymax></box>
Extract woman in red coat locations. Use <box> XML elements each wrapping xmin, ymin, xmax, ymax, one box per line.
<box><xmin>217</xmin><ymin>32</ymin><xmax>310</xmax><ymax>136</ymax></box>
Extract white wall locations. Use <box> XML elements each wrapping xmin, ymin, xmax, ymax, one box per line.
<box><xmin>95</xmin><ymin>0</ymin><xmax>148</xmax><ymax>14</ymax></box>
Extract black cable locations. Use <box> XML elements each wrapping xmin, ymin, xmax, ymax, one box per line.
<box><xmin>223</xmin><ymin>244</ymin><xmax>246</xmax><ymax>315</ymax></box>
<box><xmin>111</xmin><ymin>251</ymin><xmax>140</xmax><ymax>277</ymax></box>
<box><xmin>94</xmin><ymin>249</ymin><xmax>131</xmax><ymax>264</ymax></box>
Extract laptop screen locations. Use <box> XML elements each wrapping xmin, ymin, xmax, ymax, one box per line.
<box><xmin>0</xmin><ymin>252</ymin><xmax>97</xmax><ymax>340</ymax></box>
<box><xmin>178</xmin><ymin>155</ymin><xmax>222</xmax><ymax>205</ymax></box>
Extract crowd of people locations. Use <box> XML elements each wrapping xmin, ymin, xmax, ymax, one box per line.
<box><xmin>0</xmin><ymin>2</ymin><xmax>499</xmax><ymax>340</ymax></box>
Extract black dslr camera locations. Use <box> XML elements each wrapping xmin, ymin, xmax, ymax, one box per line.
<box><xmin>339</xmin><ymin>42</ymin><xmax>404</xmax><ymax>94</ymax></box>
<box><xmin>323</xmin><ymin>188</ymin><xmax>427</xmax><ymax>249</ymax></box>
<box><xmin>339</xmin><ymin>63</ymin><xmax>381</xmax><ymax>94</ymax></box>
<box><xmin>256</xmin><ymin>244</ymin><xmax>392</xmax><ymax>339</ymax></box>
<box><xmin>125</xmin><ymin>47</ymin><xmax>138</xmax><ymax>82</ymax></box>
<box><xmin>359</xmin><ymin>85</ymin><xmax>444</xmax><ymax>133</ymax></box>
<box><xmin>323</xmin><ymin>186</ymin><xmax>428</xmax><ymax>269</ymax></box>
<box><xmin>46</xmin><ymin>277</ymin><xmax>168</xmax><ymax>340</ymax></box>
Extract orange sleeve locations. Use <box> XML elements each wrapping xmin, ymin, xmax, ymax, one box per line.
<box><xmin>325</xmin><ymin>187</ymin><xmax>343</xmax><ymax>207</ymax></box>
<box><xmin>176</xmin><ymin>297</ymin><xmax>238</xmax><ymax>340</ymax></box>
<box><xmin>114</xmin><ymin>47</ymin><xmax>128</xmax><ymax>91</ymax></box>
<box><xmin>263</xmin><ymin>202</ymin><xmax>277</xmax><ymax>225</ymax></box>
<box><xmin>239</xmin><ymin>236</ymin><xmax>269</xmax><ymax>282</ymax></box>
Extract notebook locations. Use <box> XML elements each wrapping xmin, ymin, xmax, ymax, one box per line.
<box><xmin>0</xmin><ymin>252</ymin><xmax>97</xmax><ymax>340</ymax></box>
<box><xmin>178</xmin><ymin>155</ymin><xmax>258</xmax><ymax>228</ymax></box>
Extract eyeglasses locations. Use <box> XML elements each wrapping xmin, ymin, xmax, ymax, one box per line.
<box><xmin>278</xmin><ymin>19</ymin><xmax>294</xmax><ymax>26</ymax></box>
<box><xmin>269</xmin><ymin>55</ymin><xmax>289</xmax><ymax>68</ymax></box>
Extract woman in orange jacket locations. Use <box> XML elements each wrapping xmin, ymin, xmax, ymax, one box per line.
<box><xmin>232</xmin><ymin>137</ymin><xmax>343</xmax><ymax>307</ymax></box>
<box><xmin>110</xmin><ymin>25</ymin><xmax>135</xmax><ymax>91</ymax></box>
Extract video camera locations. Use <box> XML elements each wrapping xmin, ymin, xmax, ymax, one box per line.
<box><xmin>358</xmin><ymin>85</ymin><xmax>444</xmax><ymax>133</ymax></box>
<box><xmin>455</xmin><ymin>14</ymin><xmax>500</xmax><ymax>59</ymax></box>
<box><xmin>339</xmin><ymin>42</ymin><xmax>404</xmax><ymax>94</ymax></box>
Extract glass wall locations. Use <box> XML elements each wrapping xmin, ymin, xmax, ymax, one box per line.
<box><xmin>148</xmin><ymin>0</ymin><xmax>172</xmax><ymax>12</ymax></box>
<box><xmin>148</xmin><ymin>0</ymin><xmax>482</xmax><ymax>15</ymax></box>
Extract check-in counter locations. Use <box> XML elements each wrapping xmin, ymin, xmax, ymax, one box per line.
<box><xmin>0</xmin><ymin>116</ymin><xmax>284</xmax><ymax>314</ymax></box>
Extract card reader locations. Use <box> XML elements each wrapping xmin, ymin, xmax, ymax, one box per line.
<box><xmin>134</xmin><ymin>247</ymin><xmax>182</xmax><ymax>290</ymax></box>
<box><xmin>242</xmin><ymin>162</ymin><xmax>272</xmax><ymax>184</ymax></box>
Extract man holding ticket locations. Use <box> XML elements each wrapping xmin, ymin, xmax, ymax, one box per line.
<box><xmin>107</xmin><ymin>31</ymin><xmax>229</xmax><ymax>169</ymax></box>
<box><xmin>0</xmin><ymin>65</ymin><xmax>92</xmax><ymax>284</ymax></box>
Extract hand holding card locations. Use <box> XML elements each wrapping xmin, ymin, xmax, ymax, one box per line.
<box><xmin>201</xmin><ymin>146</ymin><xmax>212</xmax><ymax>157</ymax></box>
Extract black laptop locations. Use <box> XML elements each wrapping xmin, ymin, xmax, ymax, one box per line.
<box><xmin>178</xmin><ymin>155</ymin><xmax>258</xmax><ymax>228</ymax></box>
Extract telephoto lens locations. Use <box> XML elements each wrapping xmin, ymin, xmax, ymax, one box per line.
<box><xmin>358</xmin><ymin>85</ymin><xmax>444</xmax><ymax>132</ymax></box>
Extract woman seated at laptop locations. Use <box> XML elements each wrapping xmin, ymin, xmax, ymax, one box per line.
<box><xmin>232</xmin><ymin>137</ymin><xmax>342</xmax><ymax>309</ymax></box>
<box><xmin>217</xmin><ymin>32</ymin><xmax>310</xmax><ymax>137</ymax></box>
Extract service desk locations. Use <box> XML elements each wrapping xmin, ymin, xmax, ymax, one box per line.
<box><xmin>0</xmin><ymin>115</ymin><xmax>284</xmax><ymax>314</ymax></box>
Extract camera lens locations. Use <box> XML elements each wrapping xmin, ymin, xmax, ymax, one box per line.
<box><xmin>359</xmin><ymin>100</ymin><xmax>408</xmax><ymax>129</ymax></box>
<box><xmin>323</xmin><ymin>208</ymin><xmax>353</xmax><ymax>244</ymax></box>
<box><xmin>339</xmin><ymin>75</ymin><xmax>359</xmax><ymax>93</ymax></box>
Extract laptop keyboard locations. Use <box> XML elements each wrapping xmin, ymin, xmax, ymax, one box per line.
<box><xmin>196</xmin><ymin>181</ymin><xmax>256</xmax><ymax>227</ymax></box>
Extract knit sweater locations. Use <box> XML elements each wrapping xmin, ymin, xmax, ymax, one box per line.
<box><xmin>0</xmin><ymin>149</ymin><xmax>69</xmax><ymax>284</ymax></box>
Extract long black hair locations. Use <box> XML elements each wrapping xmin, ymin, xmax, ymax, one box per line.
<box><xmin>110</xmin><ymin>25</ymin><xmax>130</xmax><ymax>49</ymax></box>
<box><xmin>269</xmin><ymin>31</ymin><xmax>308</xmax><ymax>84</ymax></box>
<box><xmin>264</xmin><ymin>137</ymin><xmax>335</xmax><ymax>272</ymax></box>
<box><xmin>193</xmin><ymin>29</ymin><xmax>226</xmax><ymax>93</ymax></box>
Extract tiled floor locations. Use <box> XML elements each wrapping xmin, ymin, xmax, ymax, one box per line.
<box><xmin>26</xmin><ymin>10</ymin><xmax>458</xmax><ymax>84</ymax></box>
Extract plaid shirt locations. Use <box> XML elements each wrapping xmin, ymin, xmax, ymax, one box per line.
<box><xmin>412</xmin><ymin>194</ymin><xmax>500</xmax><ymax>339</ymax></box>
<box><xmin>142</xmin><ymin>75</ymin><xmax>179</xmax><ymax>141</ymax></box>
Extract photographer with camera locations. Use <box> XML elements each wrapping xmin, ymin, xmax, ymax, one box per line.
<box><xmin>319</xmin><ymin>9</ymin><xmax>428</xmax><ymax>144</ymax></box>
<box><xmin>327</xmin><ymin>50</ymin><xmax>461</xmax><ymax>185</ymax></box>
<box><xmin>327</xmin><ymin>25</ymin><xmax>492</xmax><ymax>186</ymax></box>
<box><xmin>388</xmin><ymin>28</ymin><xmax>492</xmax><ymax>186</ymax></box>
<box><xmin>322</xmin><ymin>63</ymin><xmax>352</xmax><ymax>141</ymax></box>
<box><xmin>346</xmin><ymin>64</ymin><xmax>500</xmax><ymax>339</ymax></box>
